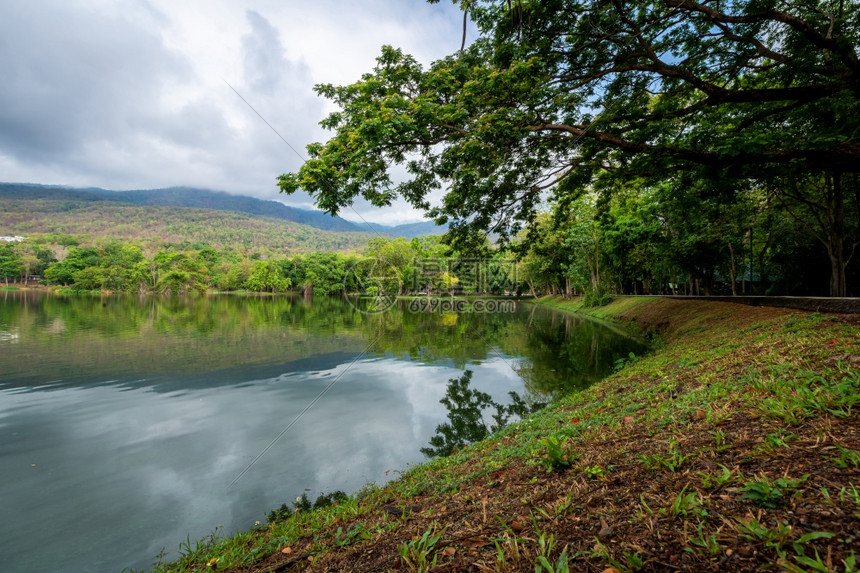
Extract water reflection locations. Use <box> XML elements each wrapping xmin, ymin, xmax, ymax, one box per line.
<box><xmin>0</xmin><ymin>293</ymin><xmax>645</xmax><ymax>573</ymax></box>
<box><xmin>421</xmin><ymin>370</ymin><xmax>543</xmax><ymax>458</ymax></box>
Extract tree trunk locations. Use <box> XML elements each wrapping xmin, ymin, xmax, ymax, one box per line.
<box><xmin>728</xmin><ymin>242</ymin><xmax>737</xmax><ymax>296</ymax></box>
<box><xmin>827</xmin><ymin>172</ymin><xmax>849</xmax><ymax>297</ymax></box>
<box><xmin>829</xmin><ymin>248</ymin><xmax>848</xmax><ymax>297</ymax></box>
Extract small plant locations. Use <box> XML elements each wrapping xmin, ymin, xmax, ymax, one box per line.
<box><xmin>490</xmin><ymin>532</ymin><xmax>521</xmax><ymax>570</ymax></box>
<box><xmin>639</xmin><ymin>439</ymin><xmax>692</xmax><ymax>472</ymax></box>
<box><xmin>735</xmin><ymin>517</ymin><xmax>793</xmax><ymax>552</ymax></box>
<box><xmin>698</xmin><ymin>464</ymin><xmax>735</xmax><ymax>489</ymax></box>
<box><xmin>622</xmin><ymin>552</ymin><xmax>645</xmax><ymax>572</ymax></box>
<box><xmin>552</xmin><ymin>493</ymin><xmax>574</xmax><ymax>518</ymax></box>
<box><xmin>778</xmin><ymin>533</ymin><xmax>844</xmax><ymax>573</ymax></box>
<box><xmin>843</xmin><ymin>551</ymin><xmax>858</xmax><ymax>573</ymax></box>
<box><xmin>540</xmin><ymin>434</ymin><xmax>577</xmax><ymax>472</ymax></box>
<box><xmin>791</xmin><ymin>531</ymin><xmax>836</xmax><ymax>562</ymax></box>
<box><xmin>334</xmin><ymin>523</ymin><xmax>370</xmax><ymax>547</ymax></box>
<box><xmin>764</xmin><ymin>428</ymin><xmax>794</xmax><ymax>450</ymax></box>
<box><xmin>397</xmin><ymin>524</ymin><xmax>445</xmax><ymax>573</ymax></box>
<box><xmin>582</xmin><ymin>465</ymin><xmax>608</xmax><ymax>479</ymax></box>
<box><xmin>536</xmin><ymin>493</ymin><xmax>575</xmax><ymax>521</ymax></box>
<box><xmin>635</xmin><ymin>495</ymin><xmax>662</xmax><ymax>519</ymax></box>
<box><xmin>686</xmin><ymin>521</ymin><xmax>721</xmax><ymax>556</ymax></box>
<box><xmin>829</xmin><ymin>445</ymin><xmax>860</xmax><ymax>469</ymax></box>
<box><xmin>740</xmin><ymin>476</ymin><xmax>804</xmax><ymax>509</ymax></box>
<box><xmin>534</xmin><ymin>529</ymin><xmax>571</xmax><ymax>573</ymax></box>
<box><xmin>838</xmin><ymin>484</ymin><xmax>860</xmax><ymax>519</ymax></box>
<box><xmin>710</xmin><ymin>429</ymin><xmax>728</xmax><ymax>453</ymax></box>
<box><xmin>590</xmin><ymin>538</ymin><xmax>644</xmax><ymax>572</ymax></box>
<box><xmin>613</xmin><ymin>352</ymin><xmax>639</xmax><ymax>372</ymax></box>
<box><xmin>670</xmin><ymin>487</ymin><xmax>707</xmax><ymax>517</ymax></box>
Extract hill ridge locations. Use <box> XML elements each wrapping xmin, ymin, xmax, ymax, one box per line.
<box><xmin>0</xmin><ymin>182</ymin><xmax>445</xmax><ymax>238</ymax></box>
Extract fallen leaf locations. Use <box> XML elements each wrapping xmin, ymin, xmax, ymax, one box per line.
<box><xmin>442</xmin><ymin>546</ymin><xmax>456</xmax><ymax>557</ymax></box>
<box><xmin>281</xmin><ymin>547</ymin><xmax>292</xmax><ymax>554</ymax></box>
<box><xmin>598</xmin><ymin>525</ymin><xmax>614</xmax><ymax>538</ymax></box>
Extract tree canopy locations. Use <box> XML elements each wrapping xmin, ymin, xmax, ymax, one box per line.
<box><xmin>279</xmin><ymin>0</ymin><xmax>859</xmax><ymax>294</ymax></box>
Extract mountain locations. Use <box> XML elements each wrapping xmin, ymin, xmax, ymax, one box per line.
<box><xmin>0</xmin><ymin>183</ymin><xmax>360</xmax><ymax>232</ymax></box>
<box><xmin>0</xmin><ymin>183</ymin><xmax>373</xmax><ymax>253</ymax></box>
<box><xmin>346</xmin><ymin>219</ymin><xmax>446</xmax><ymax>239</ymax></box>
<box><xmin>0</xmin><ymin>183</ymin><xmax>447</xmax><ymax>237</ymax></box>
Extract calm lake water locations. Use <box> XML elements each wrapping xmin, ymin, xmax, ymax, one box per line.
<box><xmin>0</xmin><ymin>292</ymin><xmax>645</xmax><ymax>572</ymax></box>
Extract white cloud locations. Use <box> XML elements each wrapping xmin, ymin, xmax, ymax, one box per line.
<box><xmin>0</xmin><ymin>0</ymin><xmax>468</xmax><ymax>223</ymax></box>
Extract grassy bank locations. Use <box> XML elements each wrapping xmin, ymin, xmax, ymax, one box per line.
<box><xmin>144</xmin><ymin>296</ymin><xmax>859</xmax><ymax>572</ymax></box>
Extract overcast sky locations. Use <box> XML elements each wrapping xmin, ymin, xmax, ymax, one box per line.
<box><xmin>0</xmin><ymin>0</ymin><xmax>470</xmax><ymax>224</ymax></box>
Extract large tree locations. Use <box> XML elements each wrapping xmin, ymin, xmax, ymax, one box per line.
<box><xmin>280</xmin><ymin>0</ymin><xmax>859</xmax><ymax>294</ymax></box>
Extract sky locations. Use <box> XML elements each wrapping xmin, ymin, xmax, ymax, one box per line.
<box><xmin>0</xmin><ymin>0</ymin><xmax>471</xmax><ymax>224</ymax></box>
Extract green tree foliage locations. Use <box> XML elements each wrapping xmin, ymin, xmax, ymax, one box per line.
<box><xmin>217</xmin><ymin>260</ymin><xmax>253</xmax><ymax>292</ymax></box>
<box><xmin>44</xmin><ymin>247</ymin><xmax>101</xmax><ymax>286</ymax></box>
<box><xmin>280</xmin><ymin>0</ymin><xmax>859</xmax><ymax>294</ymax></box>
<box><xmin>0</xmin><ymin>243</ymin><xmax>22</xmax><ymax>285</ymax></box>
<box><xmin>365</xmin><ymin>237</ymin><xmax>420</xmax><ymax>293</ymax></box>
<box><xmin>152</xmin><ymin>252</ymin><xmax>209</xmax><ymax>295</ymax></box>
<box><xmin>244</xmin><ymin>260</ymin><xmax>292</xmax><ymax>293</ymax></box>
<box><xmin>300</xmin><ymin>252</ymin><xmax>349</xmax><ymax>296</ymax></box>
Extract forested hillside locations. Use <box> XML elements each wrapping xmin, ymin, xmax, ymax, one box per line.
<box><xmin>0</xmin><ymin>195</ymin><xmax>375</xmax><ymax>254</ymax></box>
<box><xmin>0</xmin><ymin>183</ymin><xmax>447</xmax><ymax>238</ymax></box>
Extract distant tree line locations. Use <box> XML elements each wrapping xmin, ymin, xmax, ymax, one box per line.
<box><xmin>2</xmin><ymin>211</ymin><xmax>855</xmax><ymax>298</ymax></box>
<box><xmin>0</xmin><ymin>234</ymin><xmax>518</xmax><ymax>296</ymax></box>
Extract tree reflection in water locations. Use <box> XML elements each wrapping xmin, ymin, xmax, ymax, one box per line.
<box><xmin>421</xmin><ymin>370</ymin><xmax>544</xmax><ymax>458</ymax></box>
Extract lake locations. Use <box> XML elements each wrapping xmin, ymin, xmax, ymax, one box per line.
<box><xmin>0</xmin><ymin>292</ymin><xmax>645</xmax><ymax>572</ymax></box>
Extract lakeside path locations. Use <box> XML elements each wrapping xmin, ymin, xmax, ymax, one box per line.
<box><xmin>146</xmin><ymin>296</ymin><xmax>859</xmax><ymax>572</ymax></box>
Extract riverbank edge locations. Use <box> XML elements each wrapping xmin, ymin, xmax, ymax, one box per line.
<box><xmin>143</xmin><ymin>295</ymin><xmax>860</xmax><ymax>572</ymax></box>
